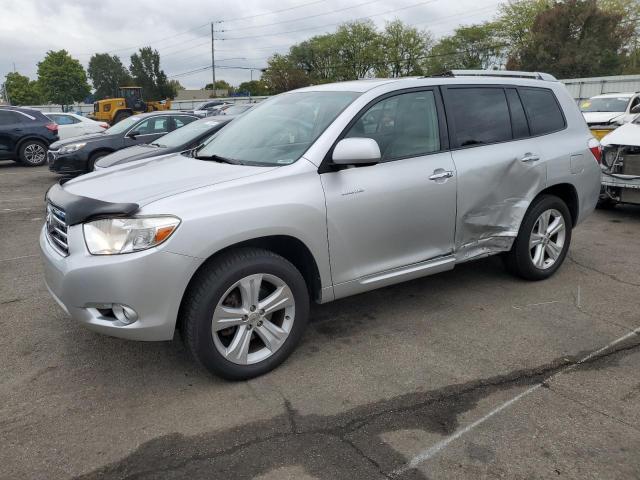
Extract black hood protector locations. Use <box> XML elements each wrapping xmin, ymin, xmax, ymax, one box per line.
<box><xmin>46</xmin><ymin>182</ymin><xmax>139</xmax><ymax>226</ymax></box>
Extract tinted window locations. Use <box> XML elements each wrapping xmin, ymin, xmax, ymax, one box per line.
<box><xmin>519</xmin><ymin>88</ymin><xmax>565</xmax><ymax>136</ymax></box>
<box><xmin>505</xmin><ymin>89</ymin><xmax>529</xmax><ymax>139</ymax></box>
<box><xmin>448</xmin><ymin>88</ymin><xmax>511</xmax><ymax>147</ymax></box>
<box><xmin>133</xmin><ymin>117</ymin><xmax>169</xmax><ymax>135</ymax></box>
<box><xmin>172</xmin><ymin>116</ymin><xmax>197</xmax><ymax>129</ymax></box>
<box><xmin>346</xmin><ymin>90</ymin><xmax>440</xmax><ymax>161</ymax></box>
<box><xmin>0</xmin><ymin>110</ymin><xmax>21</xmax><ymax>125</ymax></box>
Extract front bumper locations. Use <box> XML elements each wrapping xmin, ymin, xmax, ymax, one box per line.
<box><xmin>39</xmin><ymin>225</ymin><xmax>200</xmax><ymax>341</ymax></box>
<box><xmin>48</xmin><ymin>149</ymin><xmax>89</xmax><ymax>175</ymax></box>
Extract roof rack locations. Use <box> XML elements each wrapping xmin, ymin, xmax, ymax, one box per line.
<box><xmin>432</xmin><ymin>70</ymin><xmax>557</xmax><ymax>81</ymax></box>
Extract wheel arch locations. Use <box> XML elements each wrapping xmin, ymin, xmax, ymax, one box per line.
<box><xmin>535</xmin><ymin>182</ymin><xmax>579</xmax><ymax>227</ymax></box>
<box><xmin>16</xmin><ymin>135</ymin><xmax>50</xmax><ymax>153</ymax></box>
<box><xmin>176</xmin><ymin>235</ymin><xmax>323</xmax><ymax>332</ymax></box>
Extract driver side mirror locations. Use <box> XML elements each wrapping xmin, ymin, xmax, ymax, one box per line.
<box><xmin>332</xmin><ymin>138</ymin><xmax>381</xmax><ymax>166</ymax></box>
<box><xmin>127</xmin><ymin>130</ymin><xmax>140</xmax><ymax>139</ymax></box>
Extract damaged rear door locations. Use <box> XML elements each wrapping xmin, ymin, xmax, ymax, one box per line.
<box><xmin>443</xmin><ymin>85</ymin><xmax>560</xmax><ymax>262</ymax></box>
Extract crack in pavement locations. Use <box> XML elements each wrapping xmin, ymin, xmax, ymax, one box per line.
<box><xmin>568</xmin><ymin>254</ymin><xmax>640</xmax><ymax>287</ymax></box>
<box><xmin>76</xmin><ymin>335</ymin><xmax>640</xmax><ymax>480</ymax></box>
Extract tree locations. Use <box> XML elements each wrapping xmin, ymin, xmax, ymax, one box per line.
<box><xmin>3</xmin><ymin>72</ymin><xmax>43</xmax><ymax>105</ymax></box>
<box><xmin>129</xmin><ymin>47</ymin><xmax>174</xmax><ymax>100</ymax></box>
<box><xmin>237</xmin><ymin>80</ymin><xmax>270</xmax><ymax>96</ymax></box>
<box><xmin>37</xmin><ymin>50</ymin><xmax>90</xmax><ymax>108</ymax></box>
<box><xmin>87</xmin><ymin>53</ymin><xmax>132</xmax><ymax>100</ymax></box>
<box><xmin>516</xmin><ymin>0</ymin><xmax>634</xmax><ymax>78</ymax></box>
<box><xmin>333</xmin><ymin>20</ymin><xmax>383</xmax><ymax>80</ymax></box>
<box><xmin>495</xmin><ymin>0</ymin><xmax>552</xmax><ymax>68</ymax></box>
<box><xmin>205</xmin><ymin>80</ymin><xmax>232</xmax><ymax>90</ymax></box>
<box><xmin>424</xmin><ymin>23</ymin><xmax>504</xmax><ymax>74</ymax></box>
<box><xmin>262</xmin><ymin>54</ymin><xmax>310</xmax><ymax>94</ymax></box>
<box><xmin>379</xmin><ymin>20</ymin><xmax>432</xmax><ymax>77</ymax></box>
<box><xmin>290</xmin><ymin>33</ymin><xmax>341</xmax><ymax>83</ymax></box>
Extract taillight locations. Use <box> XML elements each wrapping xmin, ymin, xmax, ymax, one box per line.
<box><xmin>46</xmin><ymin>123</ymin><xmax>58</xmax><ymax>133</ymax></box>
<box><xmin>588</xmin><ymin>138</ymin><xmax>602</xmax><ymax>164</ymax></box>
<box><xmin>99</xmin><ymin>123</ymin><xmax>108</xmax><ymax>129</ymax></box>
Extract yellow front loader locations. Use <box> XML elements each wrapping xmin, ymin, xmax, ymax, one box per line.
<box><xmin>90</xmin><ymin>87</ymin><xmax>172</xmax><ymax>125</ymax></box>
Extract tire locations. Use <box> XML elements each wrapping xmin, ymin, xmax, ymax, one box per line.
<box><xmin>503</xmin><ymin>194</ymin><xmax>572</xmax><ymax>281</ymax></box>
<box><xmin>180</xmin><ymin>247</ymin><xmax>310</xmax><ymax>380</ymax></box>
<box><xmin>18</xmin><ymin>140</ymin><xmax>47</xmax><ymax>166</ymax></box>
<box><xmin>112</xmin><ymin>110</ymin><xmax>132</xmax><ymax>124</ymax></box>
<box><xmin>87</xmin><ymin>152</ymin><xmax>107</xmax><ymax>172</ymax></box>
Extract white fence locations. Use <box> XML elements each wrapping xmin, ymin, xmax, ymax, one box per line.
<box><xmin>23</xmin><ymin>96</ymin><xmax>269</xmax><ymax>115</ymax></box>
<box><xmin>561</xmin><ymin>74</ymin><xmax>640</xmax><ymax>102</ymax></box>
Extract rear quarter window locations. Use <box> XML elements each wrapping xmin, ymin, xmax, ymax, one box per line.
<box><xmin>518</xmin><ymin>88</ymin><xmax>565</xmax><ymax>136</ymax></box>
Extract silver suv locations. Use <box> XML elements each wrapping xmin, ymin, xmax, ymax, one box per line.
<box><xmin>40</xmin><ymin>71</ymin><xmax>601</xmax><ymax>379</ymax></box>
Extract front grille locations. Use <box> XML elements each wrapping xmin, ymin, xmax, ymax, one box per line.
<box><xmin>46</xmin><ymin>203</ymin><xmax>69</xmax><ymax>256</ymax></box>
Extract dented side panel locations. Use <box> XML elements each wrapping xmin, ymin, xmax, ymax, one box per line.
<box><xmin>451</xmin><ymin>137</ymin><xmax>549</xmax><ymax>262</ymax></box>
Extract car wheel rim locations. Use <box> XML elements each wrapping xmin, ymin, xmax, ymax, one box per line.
<box><xmin>211</xmin><ymin>273</ymin><xmax>295</xmax><ymax>365</ymax></box>
<box><xmin>24</xmin><ymin>144</ymin><xmax>45</xmax><ymax>163</ymax></box>
<box><xmin>529</xmin><ymin>208</ymin><xmax>566</xmax><ymax>270</ymax></box>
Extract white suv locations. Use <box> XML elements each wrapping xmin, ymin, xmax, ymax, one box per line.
<box><xmin>40</xmin><ymin>71</ymin><xmax>601</xmax><ymax>379</ymax></box>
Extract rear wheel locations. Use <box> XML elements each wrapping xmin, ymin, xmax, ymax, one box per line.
<box><xmin>180</xmin><ymin>248</ymin><xmax>309</xmax><ymax>380</ymax></box>
<box><xmin>504</xmin><ymin>195</ymin><xmax>572</xmax><ymax>281</ymax></box>
<box><xmin>87</xmin><ymin>152</ymin><xmax>107</xmax><ymax>172</ymax></box>
<box><xmin>112</xmin><ymin>110</ymin><xmax>132</xmax><ymax>124</ymax></box>
<box><xmin>19</xmin><ymin>140</ymin><xmax>47</xmax><ymax>166</ymax></box>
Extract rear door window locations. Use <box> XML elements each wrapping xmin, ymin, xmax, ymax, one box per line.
<box><xmin>346</xmin><ymin>90</ymin><xmax>441</xmax><ymax>161</ymax></box>
<box><xmin>446</xmin><ymin>87</ymin><xmax>512</xmax><ymax>147</ymax></box>
<box><xmin>172</xmin><ymin>115</ymin><xmax>197</xmax><ymax>129</ymax></box>
<box><xmin>0</xmin><ymin>111</ymin><xmax>21</xmax><ymax>126</ymax></box>
<box><xmin>518</xmin><ymin>88</ymin><xmax>565</xmax><ymax>136</ymax></box>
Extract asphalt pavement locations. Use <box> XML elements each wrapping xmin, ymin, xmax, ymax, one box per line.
<box><xmin>1</xmin><ymin>160</ymin><xmax>639</xmax><ymax>479</ymax></box>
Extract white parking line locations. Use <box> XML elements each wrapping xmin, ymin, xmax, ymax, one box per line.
<box><xmin>0</xmin><ymin>254</ymin><xmax>39</xmax><ymax>263</ymax></box>
<box><xmin>389</xmin><ymin>327</ymin><xmax>640</xmax><ymax>477</ymax></box>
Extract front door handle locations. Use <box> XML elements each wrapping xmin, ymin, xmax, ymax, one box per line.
<box><xmin>521</xmin><ymin>153</ymin><xmax>540</xmax><ymax>163</ymax></box>
<box><xmin>429</xmin><ymin>170</ymin><xmax>454</xmax><ymax>181</ymax></box>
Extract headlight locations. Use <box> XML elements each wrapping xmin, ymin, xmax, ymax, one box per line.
<box><xmin>83</xmin><ymin>216</ymin><xmax>180</xmax><ymax>255</ymax></box>
<box><xmin>59</xmin><ymin>142</ymin><xmax>87</xmax><ymax>154</ymax></box>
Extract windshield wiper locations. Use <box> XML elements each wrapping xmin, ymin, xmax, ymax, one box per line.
<box><xmin>194</xmin><ymin>154</ymin><xmax>239</xmax><ymax>164</ymax></box>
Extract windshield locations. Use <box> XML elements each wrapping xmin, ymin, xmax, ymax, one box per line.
<box><xmin>105</xmin><ymin>115</ymin><xmax>143</xmax><ymax>134</ymax></box>
<box><xmin>223</xmin><ymin>105</ymin><xmax>252</xmax><ymax>116</ymax></box>
<box><xmin>152</xmin><ymin>119</ymin><xmax>223</xmax><ymax>148</ymax></box>
<box><xmin>580</xmin><ymin>97</ymin><xmax>630</xmax><ymax>113</ymax></box>
<box><xmin>197</xmin><ymin>91</ymin><xmax>360</xmax><ymax>165</ymax></box>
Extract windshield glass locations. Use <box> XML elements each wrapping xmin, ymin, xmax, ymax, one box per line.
<box><xmin>580</xmin><ymin>97</ymin><xmax>630</xmax><ymax>113</ymax></box>
<box><xmin>197</xmin><ymin>91</ymin><xmax>360</xmax><ymax>165</ymax></box>
<box><xmin>105</xmin><ymin>115</ymin><xmax>143</xmax><ymax>135</ymax></box>
<box><xmin>151</xmin><ymin>119</ymin><xmax>223</xmax><ymax>148</ymax></box>
<box><xmin>223</xmin><ymin>105</ymin><xmax>252</xmax><ymax>115</ymax></box>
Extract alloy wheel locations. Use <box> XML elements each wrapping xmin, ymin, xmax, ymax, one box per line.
<box><xmin>529</xmin><ymin>208</ymin><xmax>566</xmax><ymax>270</ymax></box>
<box><xmin>211</xmin><ymin>273</ymin><xmax>295</xmax><ymax>365</ymax></box>
<box><xmin>23</xmin><ymin>143</ymin><xmax>46</xmax><ymax>164</ymax></box>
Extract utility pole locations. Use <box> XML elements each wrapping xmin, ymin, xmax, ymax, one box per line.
<box><xmin>211</xmin><ymin>22</ymin><xmax>216</xmax><ymax>98</ymax></box>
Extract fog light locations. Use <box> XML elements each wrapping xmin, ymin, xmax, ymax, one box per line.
<box><xmin>112</xmin><ymin>304</ymin><xmax>138</xmax><ymax>325</ymax></box>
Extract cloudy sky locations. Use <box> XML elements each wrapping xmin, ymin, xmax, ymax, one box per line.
<box><xmin>0</xmin><ymin>0</ymin><xmax>500</xmax><ymax>90</ymax></box>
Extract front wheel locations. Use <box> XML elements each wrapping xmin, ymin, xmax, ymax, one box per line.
<box><xmin>503</xmin><ymin>195</ymin><xmax>572</xmax><ymax>281</ymax></box>
<box><xmin>180</xmin><ymin>248</ymin><xmax>309</xmax><ymax>380</ymax></box>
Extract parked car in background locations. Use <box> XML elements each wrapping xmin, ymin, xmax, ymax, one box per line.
<box><xmin>40</xmin><ymin>71</ymin><xmax>600</xmax><ymax>380</ymax></box>
<box><xmin>206</xmin><ymin>104</ymin><xmax>254</xmax><ymax>117</ymax></box>
<box><xmin>598</xmin><ymin>116</ymin><xmax>640</xmax><ymax>207</ymax></box>
<box><xmin>184</xmin><ymin>101</ymin><xmax>229</xmax><ymax>117</ymax></box>
<box><xmin>44</xmin><ymin>112</ymin><xmax>108</xmax><ymax>140</ymax></box>
<box><xmin>0</xmin><ymin>106</ymin><xmax>58</xmax><ymax>166</ymax></box>
<box><xmin>94</xmin><ymin>116</ymin><xmax>234</xmax><ymax>170</ymax></box>
<box><xmin>580</xmin><ymin>92</ymin><xmax>640</xmax><ymax>139</ymax></box>
<box><xmin>47</xmin><ymin>111</ymin><xmax>198</xmax><ymax>175</ymax></box>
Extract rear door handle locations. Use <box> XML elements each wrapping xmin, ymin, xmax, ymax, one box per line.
<box><xmin>429</xmin><ymin>170</ymin><xmax>454</xmax><ymax>181</ymax></box>
<box><xmin>520</xmin><ymin>153</ymin><xmax>540</xmax><ymax>163</ymax></box>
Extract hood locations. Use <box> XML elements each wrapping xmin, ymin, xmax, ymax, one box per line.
<box><xmin>582</xmin><ymin>111</ymin><xmax>624</xmax><ymax>125</ymax></box>
<box><xmin>62</xmin><ymin>154</ymin><xmax>276</xmax><ymax>206</ymax></box>
<box><xmin>94</xmin><ymin>144</ymin><xmax>172</xmax><ymax>168</ymax></box>
<box><xmin>600</xmin><ymin>122</ymin><xmax>640</xmax><ymax>147</ymax></box>
<box><xmin>50</xmin><ymin>132</ymin><xmax>110</xmax><ymax>149</ymax></box>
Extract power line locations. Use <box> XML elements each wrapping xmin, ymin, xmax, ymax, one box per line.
<box><xmin>220</xmin><ymin>0</ymin><xmax>439</xmax><ymax>41</ymax></box>
<box><xmin>221</xmin><ymin>0</ymin><xmax>327</xmax><ymax>23</ymax></box>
